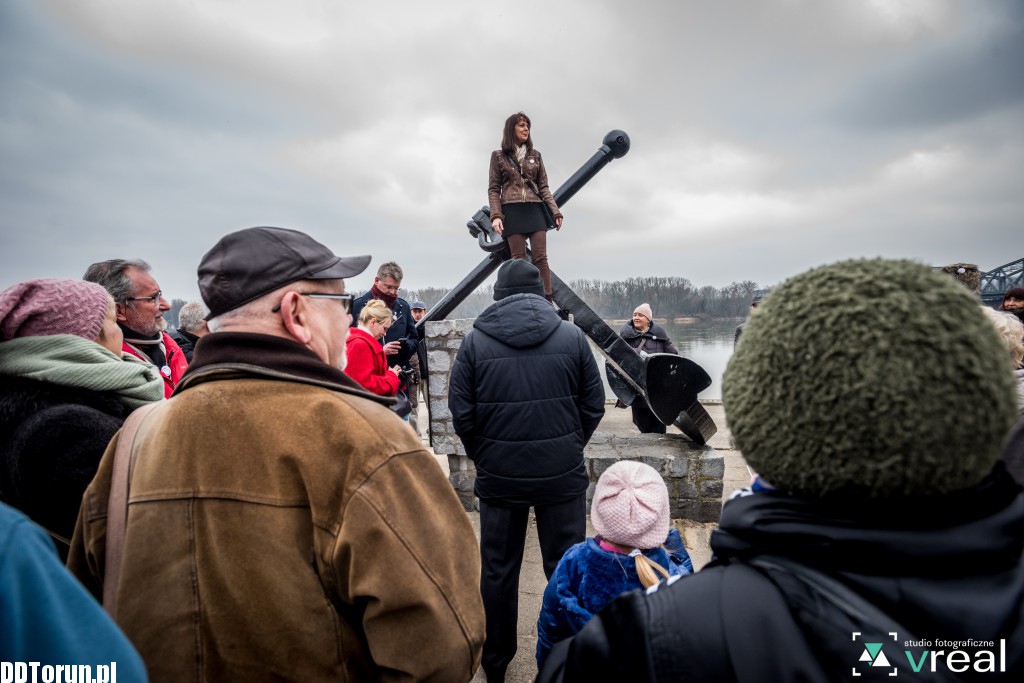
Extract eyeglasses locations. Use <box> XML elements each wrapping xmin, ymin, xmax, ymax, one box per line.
<box><xmin>124</xmin><ymin>291</ymin><xmax>163</xmax><ymax>304</ymax></box>
<box><xmin>272</xmin><ymin>292</ymin><xmax>353</xmax><ymax>313</ymax></box>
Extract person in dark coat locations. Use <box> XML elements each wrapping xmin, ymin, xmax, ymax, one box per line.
<box><xmin>0</xmin><ymin>279</ymin><xmax>163</xmax><ymax>557</ymax></box>
<box><xmin>733</xmin><ymin>288</ymin><xmax>766</xmax><ymax>348</ymax></box>
<box><xmin>618</xmin><ymin>303</ymin><xmax>677</xmax><ymax>434</ymax></box>
<box><xmin>449</xmin><ymin>258</ymin><xmax>605</xmax><ymax>682</ymax></box>
<box><xmin>540</xmin><ymin>258</ymin><xmax>1024</xmax><ymax>682</ymax></box>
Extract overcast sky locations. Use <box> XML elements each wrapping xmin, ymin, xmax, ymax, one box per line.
<box><xmin>1</xmin><ymin>0</ymin><xmax>1021</xmax><ymax>303</ymax></box>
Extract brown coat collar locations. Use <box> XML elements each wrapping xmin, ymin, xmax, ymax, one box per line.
<box><xmin>179</xmin><ymin>331</ymin><xmax>391</xmax><ymax>405</ymax></box>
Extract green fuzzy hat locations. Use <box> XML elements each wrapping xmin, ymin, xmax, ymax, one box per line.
<box><xmin>723</xmin><ymin>258</ymin><xmax>1017</xmax><ymax>500</ymax></box>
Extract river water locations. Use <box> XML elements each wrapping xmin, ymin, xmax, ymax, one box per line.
<box><xmin>593</xmin><ymin>318</ymin><xmax>740</xmax><ymax>401</ymax></box>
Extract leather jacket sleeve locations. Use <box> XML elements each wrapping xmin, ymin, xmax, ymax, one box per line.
<box><xmin>487</xmin><ymin>151</ymin><xmax>506</xmax><ymax>221</ymax></box>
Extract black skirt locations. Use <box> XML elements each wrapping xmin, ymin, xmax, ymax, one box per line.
<box><xmin>501</xmin><ymin>202</ymin><xmax>548</xmax><ymax>236</ymax></box>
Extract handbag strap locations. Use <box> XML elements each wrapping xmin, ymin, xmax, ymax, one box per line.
<box><xmin>103</xmin><ymin>401</ymin><xmax>160</xmax><ymax>618</ymax></box>
<box><xmin>505</xmin><ymin>152</ymin><xmax>543</xmax><ymax>199</ymax></box>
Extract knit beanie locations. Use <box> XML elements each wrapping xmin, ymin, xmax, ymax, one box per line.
<box><xmin>493</xmin><ymin>259</ymin><xmax>545</xmax><ymax>300</ymax></box>
<box><xmin>0</xmin><ymin>279</ymin><xmax>110</xmax><ymax>342</ymax></box>
<box><xmin>591</xmin><ymin>461</ymin><xmax>670</xmax><ymax>550</ymax></box>
<box><xmin>633</xmin><ymin>303</ymin><xmax>653</xmax><ymax>322</ymax></box>
<box><xmin>939</xmin><ymin>263</ymin><xmax>980</xmax><ymax>294</ymax></box>
<box><xmin>723</xmin><ymin>258</ymin><xmax>1018</xmax><ymax>500</ymax></box>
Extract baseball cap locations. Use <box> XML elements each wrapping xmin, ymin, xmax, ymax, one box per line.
<box><xmin>410</xmin><ymin>300</ymin><xmax>427</xmax><ymax>310</ymax></box>
<box><xmin>198</xmin><ymin>226</ymin><xmax>370</xmax><ymax>318</ymax></box>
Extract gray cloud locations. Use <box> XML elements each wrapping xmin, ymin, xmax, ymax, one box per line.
<box><xmin>1</xmin><ymin>0</ymin><xmax>1021</xmax><ymax>305</ymax></box>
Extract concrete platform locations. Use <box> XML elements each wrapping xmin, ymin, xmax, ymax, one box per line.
<box><xmin>461</xmin><ymin>400</ymin><xmax>750</xmax><ymax>683</ymax></box>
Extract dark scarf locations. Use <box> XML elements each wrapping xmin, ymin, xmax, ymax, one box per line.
<box><xmin>179</xmin><ymin>331</ymin><xmax>390</xmax><ymax>406</ymax></box>
<box><xmin>369</xmin><ymin>284</ymin><xmax>398</xmax><ymax>309</ymax></box>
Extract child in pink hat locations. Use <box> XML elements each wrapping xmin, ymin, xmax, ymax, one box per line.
<box><xmin>535</xmin><ymin>460</ymin><xmax>692</xmax><ymax>668</ymax></box>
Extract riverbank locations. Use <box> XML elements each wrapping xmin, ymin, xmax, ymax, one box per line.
<box><xmin>607</xmin><ymin>315</ymin><xmax>744</xmax><ymax>326</ymax></box>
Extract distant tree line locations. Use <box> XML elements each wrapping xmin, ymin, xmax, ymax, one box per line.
<box><xmin>169</xmin><ymin>277</ymin><xmax>760</xmax><ymax>329</ymax></box>
<box><xmin>400</xmin><ymin>276</ymin><xmax>762</xmax><ymax>320</ymax></box>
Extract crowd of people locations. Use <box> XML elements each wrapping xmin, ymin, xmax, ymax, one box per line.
<box><xmin>2</xmin><ymin>120</ymin><xmax>1023</xmax><ymax>681</ymax></box>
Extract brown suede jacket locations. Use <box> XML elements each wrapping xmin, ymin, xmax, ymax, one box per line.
<box><xmin>68</xmin><ymin>332</ymin><xmax>485</xmax><ymax>682</ymax></box>
<box><xmin>487</xmin><ymin>148</ymin><xmax>562</xmax><ymax>222</ymax></box>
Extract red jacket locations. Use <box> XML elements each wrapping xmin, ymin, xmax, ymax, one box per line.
<box><xmin>122</xmin><ymin>332</ymin><xmax>188</xmax><ymax>398</ymax></box>
<box><xmin>344</xmin><ymin>327</ymin><xmax>400</xmax><ymax>397</ymax></box>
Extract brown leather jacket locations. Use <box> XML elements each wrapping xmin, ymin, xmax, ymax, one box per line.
<box><xmin>487</xmin><ymin>148</ymin><xmax>562</xmax><ymax>222</ymax></box>
<box><xmin>68</xmin><ymin>332</ymin><xmax>485</xmax><ymax>682</ymax></box>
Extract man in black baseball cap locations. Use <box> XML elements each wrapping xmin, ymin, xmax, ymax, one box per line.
<box><xmin>68</xmin><ymin>226</ymin><xmax>486</xmax><ymax>680</ymax></box>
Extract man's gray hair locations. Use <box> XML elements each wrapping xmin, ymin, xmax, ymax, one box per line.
<box><xmin>178</xmin><ymin>300</ymin><xmax>210</xmax><ymax>333</ymax></box>
<box><xmin>377</xmin><ymin>261</ymin><xmax>403</xmax><ymax>282</ymax></box>
<box><xmin>84</xmin><ymin>259</ymin><xmax>152</xmax><ymax>303</ymax></box>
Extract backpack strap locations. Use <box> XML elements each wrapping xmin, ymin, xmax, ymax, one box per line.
<box><xmin>750</xmin><ymin>556</ymin><xmax>965</xmax><ymax>682</ymax></box>
<box><xmin>103</xmin><ymin>401</ymin><xmax>160</xmax><ymax>619</ymax></box>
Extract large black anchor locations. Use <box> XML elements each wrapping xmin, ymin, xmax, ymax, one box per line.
<box><xmin>415</xmin><ymin>131</ymin><xmax>717</xmax><ymax>444</ymax></box>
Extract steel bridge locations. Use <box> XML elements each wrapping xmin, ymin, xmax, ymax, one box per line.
<box><xmin>980</xmin><ymin>257</ymin><xmax>1024</xmax><ymax>306</ymax></box>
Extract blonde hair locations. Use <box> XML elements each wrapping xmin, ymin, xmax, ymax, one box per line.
<box><xmin>359</xmin><ymin>298</ymin><xmax>392</xmax><ymax>327</ymax></box>
<box><xmin>603</xmin><ymin>540</ymin><xmax>671</xmax><ymax>589</ymax></box>
<box><xmin>982</xmin><ymin>306</ymin><xmax>1024</xmax><ymax>369</ymax></box>
<box><xmin>633</xmin><ymin>553</ymin><xmax>671</xmax><ymax>589</ymax></box>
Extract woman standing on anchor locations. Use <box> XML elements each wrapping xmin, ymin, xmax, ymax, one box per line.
<box><xmin>488</xmin><ymin>111</ymin><xmax>563</xmax><ymax>303</ymax></box>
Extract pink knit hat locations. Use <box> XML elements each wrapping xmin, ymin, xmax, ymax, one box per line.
<box><xmin>633</xmin><ymin>303</ymin><xmax>653</xmax><ymax>322</ymax></box>
<box><xmin>0</xmin><ymin>278</ymin><xmax>111</xmax><ymax>342</ymax></box>
<box><xmin>591</xmin><ymin>460</ymin><xmax>670</xmax><ymax>550</ymax></box>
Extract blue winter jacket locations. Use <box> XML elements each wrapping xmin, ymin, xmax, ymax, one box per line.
<box><xmin>536</xmin><ymin>530</ymin><xmax>692</xmax><ymax>667</ymax></box>
<box><xmin>0</xmin><ymin>502</ymin><xmax>149</xmax><ymax>676</ymax></box>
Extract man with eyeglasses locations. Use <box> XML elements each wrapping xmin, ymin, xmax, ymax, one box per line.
<box><xmin>68</xmin><ymin>227</ymin><xmax>486</xmax><ymax>681</ymax></box>
<box><xmin>84</xmin><ymin>258</ymin><xmax>188</xmax><ymax>397</ymax></box>
<box><xmin>351</xmin><ymin>262</ymin><xmax>419</xmax><ymax>422</ymax></box>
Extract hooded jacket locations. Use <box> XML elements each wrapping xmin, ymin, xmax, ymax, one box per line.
<box><xmin>448</xmin><ymin>293</ymin><xmax>605</xmax><ymax>506</ymax></box>
<box><xmin>539</xmin><ymin>469</ymin><xmax>1024</xmax><ymax>682</ymax></box>
<box><xmin>68</xmin><ymin>332</ymin><xmax>485</xmax><ymax>682</ymax></box>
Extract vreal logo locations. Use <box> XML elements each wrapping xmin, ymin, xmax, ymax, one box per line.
<box><xmin>852</xmin><ymin>631</ymin><xmax>898</xmax><ymax>677</ymax></box>
<box><xmin>852</xmin><ymin>632</ymin><xmax>1009</xmax><ymax>676</ymax></box>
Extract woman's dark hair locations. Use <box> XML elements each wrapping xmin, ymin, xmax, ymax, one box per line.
<box><xmin>500</xmin><ymin>111</ymin><xmax>533</xmax><ymax>155</ymax></box>
<box><xmin>1004</xmin><ymin>287</ymin><xmax>1024</xmax><ymax>302</ymax></box>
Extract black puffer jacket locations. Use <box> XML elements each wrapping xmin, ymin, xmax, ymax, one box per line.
<box><xmin>618</xmin><ymin>321</ymin><xmax>677</xmax><ymax>355</ymax></box>
<box><xmin>541</xmin><ymin>468</ymin><xmax>1024</xmax><ymax>682</ymax></box>
<box><xmin>449</xmin><ymin>294</ymin><xmax>605</xmax><ymax>506</ymax></box>
<box><xmin>0</xmin><ymin>376</ymin><xmax>129</xmax><ymax>547</ymax></box>
<box><xmin>169</xmin><ymin>328</ymin><xmax>199</xmax><ymax>363</ymax></box>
